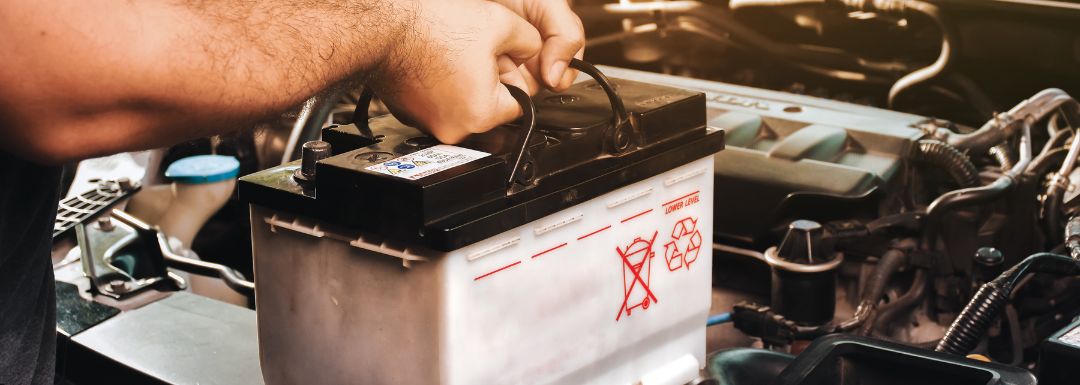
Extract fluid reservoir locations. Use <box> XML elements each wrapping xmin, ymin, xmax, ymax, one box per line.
<box><xmin>765</xmin><ymin>220</ymin><xmax>842</xmax><ymax>326</ymax></box>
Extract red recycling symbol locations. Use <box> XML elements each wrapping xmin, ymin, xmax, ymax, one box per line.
<box><xmin>663</xmin><ymin>217</ymin><xmax>703</xmax><ymax>272</ymax></box>
<box><xmin>615</xmin><ymin>231</ymin><xmax>659</xmax><ymax>321</ymax></box>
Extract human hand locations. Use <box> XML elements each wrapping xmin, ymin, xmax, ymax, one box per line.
<box><xmin>489</xmin><ymin>0</ymin><xmax>585</xmax><ymax>91</ymax></box>
<box><xmin>369</xmin><ymin>0</ymin><xmax>543</xmax><ymax>144</ymax></box>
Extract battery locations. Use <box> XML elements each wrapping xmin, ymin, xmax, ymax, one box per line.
<box><xmin>240</xmin><ymin>63</ymin><xmax>724</xmax><ymax>385</ymax></box>
<box><xmin>1038</xmin><ymin>317</ymin><xmax>1080</xmax><ymax>385</ymax></box>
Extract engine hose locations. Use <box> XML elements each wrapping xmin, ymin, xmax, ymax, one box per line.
<box><xmin>990</xmin><ymin>144</ymin><xmax>1014</xmax><ymax>171</ymax></box>
<box><xmin>857</xmin><ymin>248</ymin><xmax>909</xmax><ymax>335</ymax></box>
<box><xmin>1005</xmin><ymin>304</ymin><xmax>1023</xmax><ymax>366</ymax></box>
<box><xmin>1046</xmin><ymin>187</ymin><xmax>1067</xmax><ymax>245</ymax></box>
<box><xmin>944</xmin><ymin>89</ymin><xmax>1080</xmax><ymax>154</ymax></box>
<box><xmin>936</xmin><ymin>252</ymin><xmax>1080</xmax><ymax>355</ymax></box>
<box><xmin>1044</xmin><ymin>129</ymin><xmax>1080</xmax><ymax>245</ymax></box>
<box><xmin>1026</xmin><ymin>148</ymin><xmax>1067</xmax><ymax>178</ymax></box>
<box><xmin>1040</xmin><ymin>128</ymin><xmax>1071</xmax><ymax>157</ymax></box>
<box><xmin>884</xmin><ymin>1</ymin><xmax>955</xmax><ymax>109</ymax></box>
<box><xmin>912</xmin><ymin>139</ymin><xmax>981</xmax><ymax>188</ymax></box>
<box><xmin>872</xmin><ymin>269</ymin><xmax>928</xmax><ymax>333</ymax></box>
<box><xmin>922</xmin><ymin>122</ymin><xmax>1031</xmax><ymax>250</ymax></box>
<box><xmin>935</xmin><ymin>281</ymin><xmax>1010</xmax><ymax>355</ymax></box>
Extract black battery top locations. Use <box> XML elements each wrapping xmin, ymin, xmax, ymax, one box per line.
<box><xmin>239</xmin><ymin>61</ymin><xmax>723</xmax><ymax>251</ymax></box>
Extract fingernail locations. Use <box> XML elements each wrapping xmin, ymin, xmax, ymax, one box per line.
<box><xmin>547</xmin><ymin>60</ymin><xmax>568</xmax><ymax>88</ymax></box>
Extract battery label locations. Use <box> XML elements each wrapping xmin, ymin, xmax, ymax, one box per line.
<box><xmin>365</xmin><ymin>145</ymin><xmax>489</xmax><ymax>180</ymax></box>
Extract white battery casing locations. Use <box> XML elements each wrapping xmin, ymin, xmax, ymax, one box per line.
<box><xmin>251</xmin><ymin>156</ymin><xmax>714</xmax><ymax>385</ymax></box>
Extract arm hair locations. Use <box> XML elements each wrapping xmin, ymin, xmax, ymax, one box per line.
<box><xmin>0</xmin><ymin>0</ymin><xmax>421</xmax><ymax>163</ymax></box>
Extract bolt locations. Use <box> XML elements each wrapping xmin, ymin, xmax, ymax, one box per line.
<box><xmin>974</xmin><ymin>247</ymin><xmax>1004</xmax><ymax>267</ymax></box>
<box><xmin>96</xmin><ymin>216</ymin><xmax>115</xmax><ymax>232</ymax></box>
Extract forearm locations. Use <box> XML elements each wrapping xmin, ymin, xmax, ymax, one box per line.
<box><xmin>0</xmin><ymin>0</ymin><xmax>415</xmax><ymax>163</ymax></box>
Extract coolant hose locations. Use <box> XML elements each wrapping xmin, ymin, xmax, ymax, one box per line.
<box><xmin>912</xmin><ymin>139</ymin><xmax>981</xmax><ymax>188</ymax></box>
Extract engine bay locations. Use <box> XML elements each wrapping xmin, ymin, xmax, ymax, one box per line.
<box><xmin>47</xmin><ymin>1</ymin><xmax>1080</xmax><ymax>384</ymax></box>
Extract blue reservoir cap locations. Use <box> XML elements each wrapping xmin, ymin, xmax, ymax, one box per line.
<box><xmin>165</xmin><ymin>155</ymin><xmax>240</xmax><ymax>184</ymax></box>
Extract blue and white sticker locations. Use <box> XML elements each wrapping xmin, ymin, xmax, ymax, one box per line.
<box><xmin>365</xmin><ymin>145</ymin><xmax>489</xmax><ymax>180</ymax></box>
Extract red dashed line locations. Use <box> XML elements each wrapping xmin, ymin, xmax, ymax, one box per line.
<box><xmin>621</xmin><ymin>209</ymin><xmax>653</xmax><ymax>223</ymax></box>
<box><xmin>578</xmin><ymin>225</ymin><xmax>612</xmax><ymax>240</ymax></box>
<box><xmin>474</xmin><ymin>261</ymin><xmax>522</xmax><ymax>281</ymax></box>
<box><xmin>663</xmin><ymin>191</ymin><xmax>700</xmax><ymax>207</ymax></box>
<box><xmin>531</xmin><ymin>243</ymin><xmax>568</xmax><ymax>259</ymax></box>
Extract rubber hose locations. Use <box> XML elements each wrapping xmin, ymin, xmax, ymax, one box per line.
<box><xmin>857</xmin><ymin>249</ymin><xmax>908</xmax><ymax>335</ymax></box>
<box><xmin>1026</xmin><ymin>148</ymin><xmax>1067</xmax><ymax>177</ymax></box>
<box><xmin>1005</xmin><ymin>304</ymin><xmax>1023</xmax><ymax>366</ymax></box>
<box><xmin>872</xmin><ymin>269</ymin><xmax>928</xmax><ymax>333</ymax></box>
<box><xmin>1047</xmin><ymin>187</ymin><xmax>1066</xmax><ymax>246</ymax></box>
<box><xmin>934</xmin><ymin>281</ymin><xmax>1010</xmax><ymax>355</ymax></box>
<box><xmin>937</xmin><ymin>252</ymin><xmax>1078</xmax><ymax>356</ymax></box>
<box><xmin>913</xmin><ymin>139</ymin><xmax>981</xmax><ymax>188</ymax></box>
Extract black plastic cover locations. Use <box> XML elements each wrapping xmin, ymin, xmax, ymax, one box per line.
<box><xmin>239</xmin><ymin>78</ymin><xmax>723</xmax><ymax>251</ymax></box>
<box><xmin>777</xmin><ymin>335</ymin><xmax>1036</xmax><ymax>385</ymax></box>
<box><xmin>709</xmin><ymin>110</ymin><xmax>919</xmax><ymax>247</ymax></box>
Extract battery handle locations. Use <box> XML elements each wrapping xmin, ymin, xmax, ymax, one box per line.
<box><xmin>348</xmin><ymin>60</ymin><xmax>632</xmax><ymax>185</ymax></box>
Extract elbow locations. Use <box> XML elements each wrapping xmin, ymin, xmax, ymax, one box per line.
<box><xmin>1</xmin><ymin>117</ymin><xmax>141</xmax><ymax>165</ymax></box>
<box><xmin>5</xmin><ymin>132</ymin><xmax>89</xmax><ymax>165</ymax></box>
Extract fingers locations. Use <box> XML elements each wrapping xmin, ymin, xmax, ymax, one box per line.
<box><xmin>371</xmin><ymin>1</ymin><xmax>549</xmax><ymax>145</ymax></box>
<box><xmin>499</xmin><ymin>61</ymin><xmax>541</xmax><ymax>95</ymax></box>
<box><xmin>499</xmin><ymin>0</ymin><xmax>585</xmax><ymax>90</ymax></box>
<box><xmin>494</xmin><ymin>4</ymin><xmax>543</xmax><ymax>67</ymax></box>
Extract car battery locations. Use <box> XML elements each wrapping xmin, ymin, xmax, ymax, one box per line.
<box><xmin>239</xmin><ymin>61</ymin><xmax>724</xmax><ymax>385</ymax></box>
<box><xmin>1038</xmin><ymin>317</ymin><xmax>1080</xmax><ymax>385</ymax></box>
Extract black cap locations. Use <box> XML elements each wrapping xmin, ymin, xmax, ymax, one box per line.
<box><xmin>776</xmin><ymin>220</ymin><xmax>832</xmax><ymax>265</ymax></box>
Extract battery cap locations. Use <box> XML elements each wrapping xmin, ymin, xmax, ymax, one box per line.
<box><xmin>165</xmin><ymin>155</ymin><xmax>240</xmax><ymax>184</ymax></box>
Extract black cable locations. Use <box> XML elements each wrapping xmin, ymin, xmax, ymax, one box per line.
<box><xmin>857</xmin><ymin>248</ymin><xmax>909</xmax><ymax>335</ymax></box>
<box><xmin>936</xmin><ymin>252</ymin><xmax>1079</xmax><ymax>355</ymax></box>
